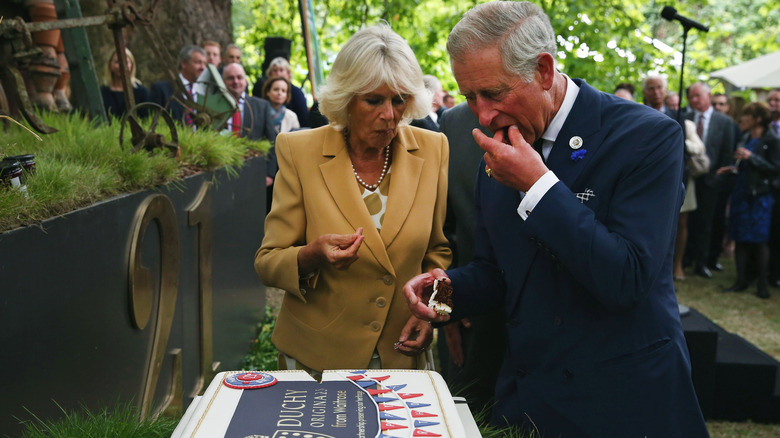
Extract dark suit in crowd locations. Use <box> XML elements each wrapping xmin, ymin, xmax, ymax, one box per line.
<box><xmin>685</xmin><ymin>109</ymin><xmax>736</xmax><ymax>273</ymax></box>
<box><xmin>438</xmin><ymin>102</ymin><xmax>506</xmax><ymax>420</ymax></box>
<box><xmin>410</xmin><ymin>114</ymin><xmax>440</xmax><ymax>132</ymax></box>
<box><xmin>150</xmin><ymin>80</ymin><xmax>188</xmax><ymax>123</ymax></box>
<box><xmin>239</xmin><ymin>95</ymin><xmax>278</xmax><ymax>176</ymax></box>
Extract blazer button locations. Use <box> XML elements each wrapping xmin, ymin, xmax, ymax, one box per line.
<box><xmin>563</xmin><ymin>368</ymin><xmax>573</xmax><ymax>379</ymax></box>
<box><xmin>299</xmin><ymin>288</ymin><xmax>307</xmax><ymax>296</ymax></box>
<box><xmin>553</xmin><ymin>316</ymin><xmax>562</xmax><ymax>326</ymax></box>
<box><xmin>376</xmin><ymin>297</ymin><xmax>387</xmax><ymax>308</ymax></box>
<box><xmin>370</xmin><ymin>321</ymin><xmax>382</xmax><ymax>332</ymax></box>
<box><xmin>382</xmin><ymin>275</ymin><xmax>394</xmax><ymax>285</ymax></box>
<box><xmin>515</xmin><ymin>368</ymin><xmax>528</xmax><ymax>378</ymax></box>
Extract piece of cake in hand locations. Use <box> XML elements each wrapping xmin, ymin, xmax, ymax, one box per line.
<box><xmin>422</xmin><ymin>278</ymin><xmax>453</xmax><ymax>315</ymax></box>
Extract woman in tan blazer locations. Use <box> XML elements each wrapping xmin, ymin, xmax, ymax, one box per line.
<box><xmin>255</xmin><ymin>24</ymin><xmax>451</xmax><ymax>374</ymax></box>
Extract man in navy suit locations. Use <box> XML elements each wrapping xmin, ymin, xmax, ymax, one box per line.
<box><xmin>150</xmin><ymin>45</ymin><xmax>207</xmax><ymax>124</ymax></box>
<box><xmin>404</xmin><ymin>2</ymin><xmax>708</xmax><ymax>436</ymax></box>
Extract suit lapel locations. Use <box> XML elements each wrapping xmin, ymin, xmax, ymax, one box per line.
<box><xmin>506</xmin><ymin>81</ymin><xmax>606</xmax><ymax>313</ymax></box>
<box><xmin>241</xmin><ymin>99</ymin><xmax>251</xmax><ymax>138</ymax></box>
<box><xmin>319</xmin><ymin>129</ymin><xmax>395</xmax><ymax>275</ymax></box>
<box><xmin>381</xmin><ymin>129</ymin><xmax>423</xmax><ymax>248</ymax></box>
<box><xmin>545</xmin><ymin>81</ymin><xmax>607</xmax><ymax>192</ymax></box>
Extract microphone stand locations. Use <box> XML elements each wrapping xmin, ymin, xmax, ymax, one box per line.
<box><xmin>672</xmin><ymin>22</ymin><xmax>693</xmax><ymax>318</ymax></box>
<box><xmin>675</xmin><ymin>24</ymin><xmax>692</xmax><ymax>127</ymax></box>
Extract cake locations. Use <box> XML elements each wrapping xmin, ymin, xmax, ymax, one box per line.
<box><xmin>422</xmin><ymin>278</ymin><xmax>453</xmax><ymax>315</ymax></box>
<box><xmin>172</xmin><ymin>369</ymin><xmax>467</xmax><ymax>438</ymax></box>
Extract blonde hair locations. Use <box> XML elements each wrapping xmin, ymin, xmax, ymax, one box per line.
<box><xmin>105</xmin><ymin>48</ymin><xmax>140</xmax><ymax>87</ymax></box>
<box><xmin>318</xmin><ymin>23</ymin><xmax>430</xmax><ymax>130</ymax></box>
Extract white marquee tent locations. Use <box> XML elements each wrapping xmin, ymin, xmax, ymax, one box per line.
<box><xmin>709</xmin><ymin>50</ymin><xmax>780</xmax><ymax>89</ymax></box>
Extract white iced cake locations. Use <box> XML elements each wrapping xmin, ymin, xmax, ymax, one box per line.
<box><xmin>172</xmin><ymin>369</ymin><xmax>467</xmax><ymax>438</ymax></box>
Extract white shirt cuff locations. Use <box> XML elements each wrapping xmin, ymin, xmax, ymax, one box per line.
<box><xmin>517</xmin><ymin>171</ymin><xmax>559</xmax><ymax>220</ymax></box>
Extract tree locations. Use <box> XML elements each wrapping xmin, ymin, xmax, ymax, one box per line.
<box><xmin>234</xmin><ymin>0</ymin><xmax>780</xmax><ymax>105</ymax></box>
<box><xmin>78</xmin><ymin>0</ymin><xmax>234</xmax><ymax>85</ymax></box>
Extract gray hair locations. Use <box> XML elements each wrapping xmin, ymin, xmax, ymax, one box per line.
<box><xmin>447</xmin><ymin>1</ymin><xmax>556</xmax><ymax>83</ymax></box>
<box><xmin>318</xmin><ymin>23</ymin><xmax>431</xmax><ymax>130</ymax></box>
<box><xmin>178</xmin><ymin>45</ymin><xmax>206</xmax><ymax>65</ymax></box>
<box><xmin>642</xmin><ymin>75</ymin><xmax>667</xmax><ymax>91</ymax></box>
<box><xmin>687</xmin><ymin>82</ymin><xmax>711</xmax><ymax>96</ymax></box>
<box><xmin>265</xmin><ymin>57</ymin><xmax>292</xmax><ymax>78</ymax></box>
<box><xmin>422</xmin><ymin>75</ymin><xmax>442</xmax><ymax>93</ymax></box>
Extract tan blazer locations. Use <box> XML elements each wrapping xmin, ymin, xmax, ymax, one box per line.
<box><xmin>255</xmin><ymin>125</ymin><xmax>451</xmax><ymax>371</ymax></box>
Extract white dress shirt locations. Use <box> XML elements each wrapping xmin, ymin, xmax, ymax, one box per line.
<box><xmin>517</xmin><ymin>75</ymin><xmax>580</xmax><ymax>220</ymax></box>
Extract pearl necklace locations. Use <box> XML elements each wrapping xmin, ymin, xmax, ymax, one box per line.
<box><xmin>353</xmin><ymin>145</ymin><xmax>390</xmax><ymax>191</ymax></box>
<box><xmin>344</xmin><ymin>129</ymin><xmax>391</xmax><ymax>191</ymax></box>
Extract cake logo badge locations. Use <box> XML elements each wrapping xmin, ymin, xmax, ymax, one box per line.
<box><xmin>224</xmin><ymin>372</ymin><xmax>278</xmax><ymax>389</ymax></box>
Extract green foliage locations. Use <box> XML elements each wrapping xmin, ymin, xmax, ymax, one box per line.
<box><xmin>241</xmin><ymin>305</ymin><xmax>280</xmax><ymax>371</ymax></box>
<box><xmin>234</xmin><ymin>0</ymin><xmax>778</xmax><ymax>105</ymax></box>
<box><xmin>0</xmin><ymin>112</ymin><xmax>271</xmax><ymax>233</ymax></box>
<box><xmin>19</xmin><ymin>400</ymin><xmax>178</xmax><ymax>438</ymax></box>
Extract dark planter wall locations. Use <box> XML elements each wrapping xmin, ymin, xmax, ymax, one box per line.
<box><xmin>0</xmin><ymin>157</ymin><xmax>268</xmax><ymax>435</ymax></box>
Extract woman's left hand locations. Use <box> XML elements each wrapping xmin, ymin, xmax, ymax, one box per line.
<box><xmin>395</xmin><ymin>315</ymin><xmax>433</xmax><ymax>356</ymax></box>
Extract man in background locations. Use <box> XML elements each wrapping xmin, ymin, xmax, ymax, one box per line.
<box><xmin>150</xmin><ymin>45</ymin><xmax>207</xmax><ymax>124</ymax></box>
<box><xmin>223</xmin><ymin>63</ymin><xmax>277</xmax><ymax>181</ymax></box>
<box><xmin>437</xmin><ymin>102</ymin><xmax>505</xmax><ymax>421</ymax></box>
<box><xmin>643</xmin><ymin>75</ymin><xmax>677</xmax><ymax>119</ymax></box>
<box><xmin>411</xmin><ymin>74</ymin><xmax>445</xmax><ymax>131</ymax></box>
<box><xmin>223</xmin><ymin>63</ymin><xmax>277</xmax><ymax>211</ymax></box>
<box><xmin>223</xmin><ymin>44</ymin><xmax>242</xmax><ymax>66</ymax></box>
<box><xmin>765</xmin><ymin>89</ymin><xmax>780</xmax><ymax>286</ymax></box>
<box><xmin>202</xmin><ymin>40</ymin><xmax>222</xmax><ymax>67</ymax></box>
<box><xmin>442</xmin><ymin>93</ymin><xmax>456</xmax><ymax>110</ymax></box>
<box><xmin>665</xmin><ymin>91</ymin><xmax>681</xmax><ymax>112</ymax></box>
<box><xmin>685</xmin><ymin>82</ymin><xmax>735</xmax><ymax>279</ymax></box>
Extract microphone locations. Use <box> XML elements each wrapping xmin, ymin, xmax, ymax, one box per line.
<box><xmin>661</xmin><ymin>6</ymin><xmax>709</xmax><ymax>32</ymax></box>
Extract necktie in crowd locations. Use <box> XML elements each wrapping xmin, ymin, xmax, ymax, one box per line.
<box><xmin>184</xmin><ymin>83</ymin><xmax>194</xmax><ymax>126</ymax></box>
<box><xmin>231</xmin><ymin>109</ymin><xmax>241</xmax><ymax>136</ymax></box>
<box><xmin>696</xmin><ymin>114</ymin><xmax>704</xmax><ymax>139</ymax></box>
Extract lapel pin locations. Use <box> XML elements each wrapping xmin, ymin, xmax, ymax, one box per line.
<box><xmin>569</xmin><ymin>136</ymin><xmax>583</xmax><ymax>149</ymax></box>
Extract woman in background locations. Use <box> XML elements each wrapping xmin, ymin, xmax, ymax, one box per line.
<box><xmin>717</xmin><ymin>103</ymin><xmax>780</xmax><ymax>298</ymax></box>
<box><xmin>262</xmin><ymin>76</ymin><xmax>300</xmax><ymax>133</ymax></box>
<box><xmin>100</xmin><ymin>48</ymin><xmax>150</xmax><ymax>120</ymax></box>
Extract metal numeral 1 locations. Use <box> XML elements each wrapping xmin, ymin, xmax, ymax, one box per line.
<box><xmin>187</xmin><ymin>181</ymin><xmax>221</xmax><ymax>397</ymax></box>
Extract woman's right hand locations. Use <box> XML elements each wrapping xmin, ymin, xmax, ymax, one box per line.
<box><xmin>298</xmin><ymin>227</ymin><xmax>365</xmax><ymax>274</ymax></box>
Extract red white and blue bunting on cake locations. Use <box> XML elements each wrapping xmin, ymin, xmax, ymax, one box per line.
<box><xmin>344</xmin><ymin>370</ymin><xmax>444</xmax><ymax>438</ymax></box>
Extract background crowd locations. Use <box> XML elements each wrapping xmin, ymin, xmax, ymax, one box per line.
<box><xmin>614</xmin><ymin>78</ymin><xmax>780</xmax><ymax>299</ymax></box>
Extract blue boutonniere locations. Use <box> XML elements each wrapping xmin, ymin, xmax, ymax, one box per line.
<box><xmin>571</xmin><ymin>149</ymin><xmax>587</xmax><ymax>161</ymax></box>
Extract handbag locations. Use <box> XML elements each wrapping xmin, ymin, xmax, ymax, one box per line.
<box><xmin>684</xmin><ymin>120</ymin><xmax>711</xmax><ymax>177</ymax></box>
